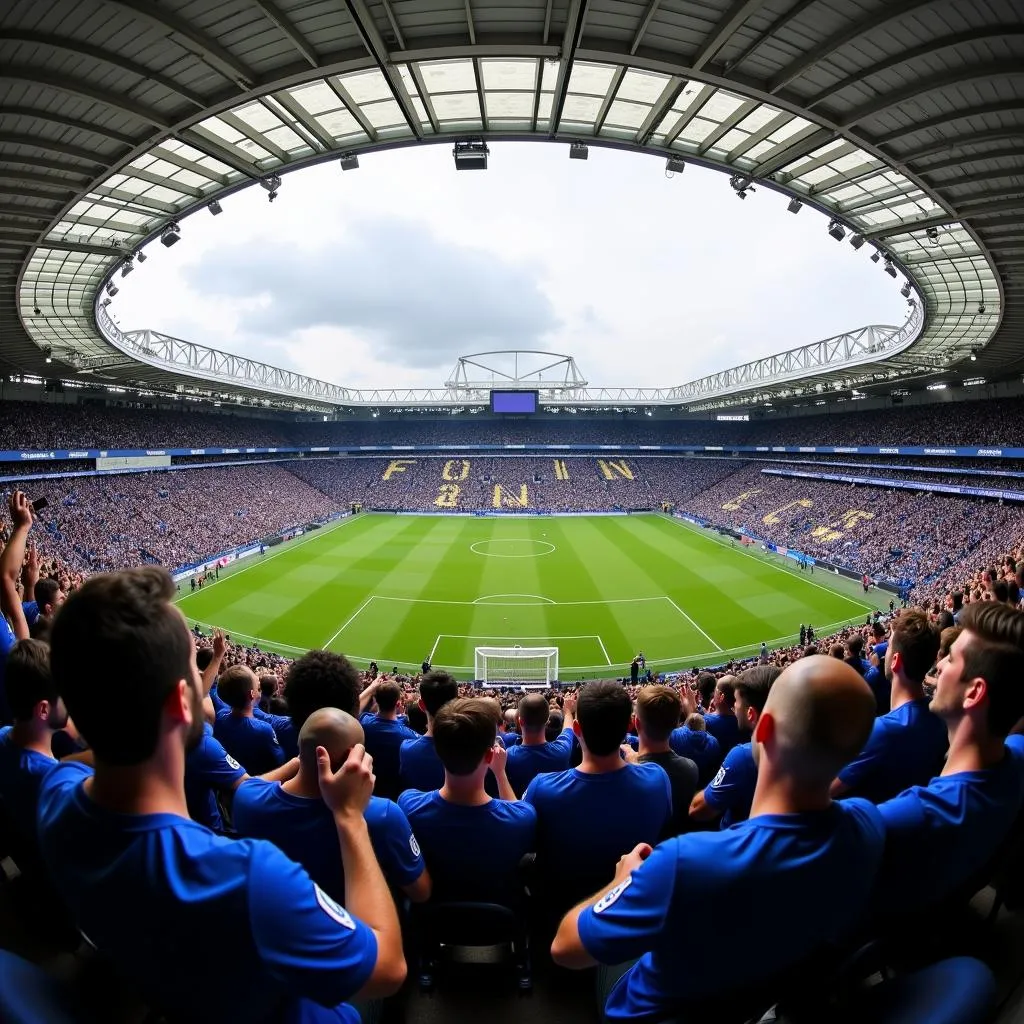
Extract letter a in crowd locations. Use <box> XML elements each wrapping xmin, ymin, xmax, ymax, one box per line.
<box><xmin>762</xmin><ymin>498</ymin><xmax>813</xmax><ymax>526</ymax></box>
<box><xmin>383</xmin><ymin>459</ymin><xmax>416</xmax><ymax>481</ymax></box>
<box><xmin>442</xmin><ymin>460</ymin><xmax>471</xmax><ymax>482</ymax></box>
<box><xmin>493</xmin><ymin>485</ymin><xmax>529</xmax><ymax>509</ymax></box>
<box><xmin>553</xmin><ymin>459</ymin><xmax>570</xmax><ymax>481</ymax></box>
<box><xmin>435</xmin><ymin>484</ymin><xmax>460</xmax><ymax>508</ymax></box>
<box><xmin>597</xmin><ymin>460</ymin><xmax>634</xmax><ymax>481</ymax></box>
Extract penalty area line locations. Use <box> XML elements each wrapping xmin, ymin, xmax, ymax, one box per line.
<box><xmin>663</xmin><ymin>597</ymin><xmax>723</xmax><ymax>652</ymax></box>
<box><xmin>323</xmin><ymin>596</ymin><xmax>376</xmax><ymax>649</ymax></box>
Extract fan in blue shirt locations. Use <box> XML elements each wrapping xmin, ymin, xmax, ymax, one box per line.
<box><xmin>235</xmin><ymin>707</ymin><xmax>430</xmax><ymax>905</ymax></box>
<box><xmin>399</xmin><ymin>697</ymin><xmax>535</xmax><ymax>906</ymax></box>
<box><xmin>399</xmin><ymin>670</ymin><xmax>459</xmax><ymax>793</ymax></box>
<box><xmin>669</xmin><ymin>717</ymin><xmax>722</xmax><ymax>786</ymax></box>
<box><xmin>361</xmin><ymin>680</ymin><xmax>419</xmax><ymax>799</ymax></box>
<box><xmin>690</xmin><ymin>666</ymin><xmax>779</xmax><ymax>829</ymax></box>
<box><xmin>524</xmin><ymin>681</ymin><xmax>671</xmax><ymax>913</ymax></box>
<box><xmin>506</xmin><ymin>693</ymin><xmax>577</xmax><ymax>797</ymax></box>
<box><xmin>702</xmin><ymin>677</ymin><xmax>741</xmax><ymax>754</ymax></box>
<box><xmin>213</xmin><ymin>664</ymin><xmax>286</xmax><ymax>775</ymax></box>
<box><xmin>40</xmin><ymin>566</ymin><xmax>407</xmax><ymax>1023</ymax></box>
<box><xmin>0</xmin><ymin>490</ymin><xmax>35</xmax><ymax>721</ymax></box>
<box><xmin>874</xmin><ymin>603</ymin><xmax>1024</xmax><ymax>918</ymax></box>
<box><xmin>551</xmin><ymin>655</ymin><xmax>884</xmax><ymax>1024</ymax></box>
<box><xmin>833</xmin><ymin>611</ymin><xmax>948</xmax><ymax>805</ymax></box>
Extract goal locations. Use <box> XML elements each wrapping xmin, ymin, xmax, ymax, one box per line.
<box><xmin>475</xmin><ymin>646</ymin><xmax>559</xmax><ymax>689</ymax></box>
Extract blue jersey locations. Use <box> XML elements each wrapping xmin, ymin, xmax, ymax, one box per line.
<box><xmin>836</xmin><ymin>698</ymin><xmax>948</xmax><ymax>804</ymax></box>
<box><xmin>37</xmin><ymin>763</ymin><xmax>376</xmax><ymax>1024</ymax></box>
<box><xmin>0</xmin><ymin>727</ymin><xmax>64</xmax><ymax>865</ymax></box>
<box><xmin>398</xmin><ymin>789</ymin><xmax>536</xmax><ymax>906</ymax></box>
<box><xmin>214</xmin><ymin>713</ymin><xmax>284</xmax><ymax>775</ymax></box>
<box><xmin>702</xmin><ymin>742</ymin><xmax>757</xmax><ymax>828</ymax></box>
<box><xmin>506</xmin><ymin>729</ymin><xmax>573</xmax><ymax>797</ymax></box>
<box><xmin>499</xmin><ymin>731</ymin><xmax>521</xmax><ymax>748</ymax></box>
<box><xmin>362</xmin><ymin>717</ymin><xmax>419</xmax><ymax>800</ymax></box>
<box><xmin>184</xmin><ymin>723</ymin><xmax>246</xmax><ymax>831</ymax></box>
<box><xmin>233</xmin><ymin>780</ymin><xmax>424</xmax><ymax>904</ymax></box>
<box><xmin>0</xmin><ymin>616</ymin><xmax>16</xmax><ymax>721</ymax></box>
<box><xmin>524</xmin><ymin>763</ymin><xmax>672</xmax><ymax>907</ymax></box>
<box><xmin>875</xmin><ymin>752</ymin><xmax>1024</xmax><ymax>914</ymax></box>
<box><xmin>864</xmin><ymin>667</ymin><xmax>890</xmax><ymax>715</ymax></box>
<box><xmin>578</xmin><ymin>801</ymin><xmax>886</xmax><ymax>1022</ymax></box>
<box><xmin>253</xmin><ymin>707</ymin><xmax>298</xmax><ymax>759</ymax></box>
<box><xmin>21</xmin><ymin>601</ymin><xmax>39</xmax><ymax>627</ymax></box>
<box><xmin>669</xmin><ymin>728</ymin><xmax>722</xmax><ymax>786</ymax></box>
<box><xmin>399</xmin><ymin>735</ymin><xmax>444</xmax><ymax>793</ymax></box>
<box><xmin>702</xmin><ymin>713</ymin><xmax>740</xmax><ymax>755</ymax></box>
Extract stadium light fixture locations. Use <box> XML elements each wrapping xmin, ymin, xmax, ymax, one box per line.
<box><xmin>135</xmin><ymin>250</ymin><xmax>147</xmax><ymax>263</ymax></box>
<box><xmin>32</xmin><ymin>306</ymin><xmax>41</xmax><ymax>316</ymax></box>
<box><xmin>849</xmin><ymin>233</ymin><xmax>865</xmax><ymax>250</ymax></box>
<box><xmin>43</xmin><ymin>346</ymin><xmax>52</xmax><ymax>364</ymax></box>
<box><xmin>106</xmin><ymin>280</ymin><xmax>119</xmax><ymax>296</ymax></box>
<box><xmin>121</xmin><ymin>260</ymin><xmax>134</xmax><ymax>278</ymax></box>
<box><xmin>978</xmin><ymin>304</ymin><xmax>986</xmax><ymax>315</ymax></box>
<box><xmin>827</xmin><ymin>219</ymin><xmax>846</xmax><ymax>241</ymax></box>
<box><xmin>869</xmin><ymin>250</ymin><xmax>881</xmax><ymax>263</ymax></box>
<box><xmin>900</xmin><ymin>282</ymin><xmax>911</xmax><ymax>298</ymax></box>
<box><xmin>926</xmin><ymin>226</ymin><xmax>939</xmax><ymax>245</ymax></box>
<box><xmin>883</xmin><ymin>261</ymin><xmax>897</xmax><ymax>278</ymax></box>
<box><xmin>261</xmin><ymin>174</ymin><xmax>282</xmax><ymax>202</ymax></box>
<box><xmin>970</xmin><ymin>347</ymin><xmax>979</xmax><ymax>361</ymax></box>
<box><xmin>453</xmin><ymin>140</ymin><xmax>489</xmax><ymax>170</ymax></box>
<box><xmin>787</xmin><ymin>197</ymin><xmax>802</xmax><ymax>214</ymax></box>
<box><xmin>569</xmin><ymin>142</ymin><xmax>589</xmax><ymax>160</ymax></box>
<box><xmin>160</xmin><ymin>222</ymin><xmax>181</xmax><ymax>246</ymax></box>
<box><xmin>665</xmin><ymin>157</ymin><xmax>685</xmax><ymax>174</ymax></box>
<box><xmin>208</xmin><ymin>200</ymin><xmax>222</xmax><ymax>216</ymax></box>
<box><xmin>729</xmin><ymin>174</ymin><xmax>754</xmax><ymax>198</ymax></box>
<box><xmin>340</xmin><ymin>153</ymin><xmax>359</xmax><ymax>171</ymax></box>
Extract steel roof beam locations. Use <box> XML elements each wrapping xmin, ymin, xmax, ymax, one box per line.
<box><xmin>174</xmin><ymin>128</ymin><xmax>261</xmax><ymax>177</ymax></box>
<box><xmin>692</xmin><ymin>0</ymin><xmax>773</xmax><ymax>72</ymax></box>
<box><xmin>875</xmin><ymin>105</ymin><xmax>1024</xmax><ymax>148</ymax></box>
<box><xmin>0</xmin><ymin>185</ymin><xmax>71</xmax><ymax>204</ymax></box>
<box><xmin>146</xmin><ymin>146</ymin><xmax>232</xmax><ymax>186</ymax></box>
<box><xmin>919</xmin><ymin>147</ymin><xmax>1024</xmax><ymax>176</ymax></box>
<box><xmin>249</xmin><ymin>0</ymin><xmax>319</xmax><ymax>68</ymax></box>
<box><xmin>630</xmin><ymin>0</ymin><xmax>662</xmax><ymax>55</ymax></box>
<box><xmin>0</xmin><ymin>106</ymin><xmax>140</xmax><ymax>147</ymax></box>
<box><xmin>549</xmin><ymin>0</ymin><xmax>589</xmax><ymax>135</ymax></box>
<box><xmin>753</xmin><ymin>125</ymin><xmax>834</xmax><ymax>177</ymax></box>
<box><xmin>0</xmin><ymin>132</ymin><xmax>109</xmax><ymax>166</ymax></box>
<box><xmin>635</xmin><ymin>76</ymin><xmax>685</xmax><ymax>146</ymax></box>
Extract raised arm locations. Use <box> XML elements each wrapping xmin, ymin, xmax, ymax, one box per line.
<box><xmin>0</xmin><ymin>491</ymin><xmax>33</xmax><ymax>641</ymax></box>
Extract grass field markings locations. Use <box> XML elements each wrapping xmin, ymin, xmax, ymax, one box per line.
<box><xmin>323</xmin><ymin>596</ymin><xmax>376</xmax><ymax>649</ymax></box>
<box><xmin>472</xmin><ymin>594</ymin><xmax>556</xmax><ymax>605</ymax></box>
<box><xmin>427</xmin><ymin>634</ymin><xmax>443</xmax><ymax>665</ymax></box>
<box><xmin>174</xmin><ymin>514</ymin><xmax>362</xmax><ymax>605</ymax></box>
<box><xmin>370</xmin><ymin>595</ymin><xmax>673</xmax><ymax>608</ymax></box>
<box><xmin>663</xmin><ymin>596</ymin><xmax>724</xmax><ymax>652</ymax></box>
<box><xmin>596</xmin><ymin>636</ymin><xmax>612</xmax><ymax>666</ymax></box>
<box><xmin>469</xmin><ymin>539</ymin><xmax>556</xmax><ymax>558</ymax></box>
<box><xmin>659</xmin><ymin>514</ymin><xmax>877</xmax><ymax>613</ymax></box>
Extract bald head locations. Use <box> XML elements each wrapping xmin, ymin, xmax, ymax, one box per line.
<box><xmin>297</xmin><ymin>707</ymin><xmax>364</xmax><ymax>774</ymax></box>
<box><xmin>755</xmin><ymin>655</ymin><xmax>876</xmax><ymax>787</ymax></box>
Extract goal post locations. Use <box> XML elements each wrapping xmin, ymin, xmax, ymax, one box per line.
<box><xmin>475</xmin><ymin>646</ymin><xmax>559</xmax><ymax>688</ymax></box>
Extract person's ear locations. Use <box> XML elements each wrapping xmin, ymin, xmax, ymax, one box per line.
<box><xmin>165</xmin><ymin>679</ymin><xmax>191</xmax><ymax>726</ymax></box>
<box><xmin>419</xmin><ymin>698</ymin><xmax>426</xmax><ymax>713</ymax></box>
<box><xmin>963</xmin><ymin>676</ymin><xmax>987</xmax><ymax>714</ymax></box>
<box><xmin>753</xmin><ymin>710</ymin><xmax>775</xmax><ymax>747</ymax></box>
<box><xmin>36</xmin><ymin>699</ymin><xmax>50</xmax><ymax>723</ymax></box>
<box><xmin>891</xmin><ymin>651</ymin><xmax>903</xmax><ymax>676</ymax></box>
<box><xmin>484</xmin><ymin>747</ymin><xmax>495</xmax><ymax>764</ymax></box>
<box><xmin>572</xmin><ymin>719</ymin><xmax>582</xmax><ymax>740</ymax></box>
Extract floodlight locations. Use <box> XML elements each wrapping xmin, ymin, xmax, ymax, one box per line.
<box><xmin>208</xmin><ymin>200</ymin><xmax>222</xmax><ymax>216</ymax></box>
<box><xmin>340</xmin><ymin>153</ymin><xmax>359</xmax><ymax>171</ymax></box>
<box><xmin>454</xmin><ymin>140</ymin><xmax>489</xmax><ymax>170</ymax></box>
<box><xmin>136</xmin><ymin>250</ymin><xmax>147</xmax><ymax>263</ymax></box>
<box><xmin>569</xmin><ymin>142</ymin><xmax>589</xmax><ymax>160</ymax></box>
<box><xmin>978</xmin><ymin>304</ymin><xmax>986</xmax><ymax>315</ymax></box>
<box><xmin>787</xmin><ymin>197</ymin><xmax>802</xmax><ymax>214</ymax></box>
<box><xmin>32</xmin><ymin>307</ymin><xmax>41</xmax><ymax>316</ymax></box>
<box><xmin>729</xmin><ymin>174</ymin><xmax>754</xmax><ymax>198</ymax></box>
<box><xmin>926</xmin><ymin>226</ymin><xmax>939</xmax><ymax>245</ymax></box>
<box><xmin>666</xmin><ymin>157</ymin><xmax>685</xmax><ymax>174</ymax></box>
<box><xmin>107</xmin><ymin>282</ymin><xmax>119</xmax><ymax>296</ymax></box>
<box><xmin>870</xmin><ymin>250</ymin><xmax>880</xmax><ymax>263</ymax></box>
<box><xmin>849</xmin><ymin>233</ymin><xmax>865</xmax><ymax>250</ymax></box>
<box><xmin>900</xmin><ymin>282</ymin><xmax>911</xmax><ymax>298</ymax></box>
<box><xmin>970</xmin><ymin>348</ymin><xmax>979</xmax><ymax>361</ymax></box>
<box><xmin>883</xmin><ymin>261</ymin><xmax>897</xmax><ymax>278</ymax></box>
<box><xmin>161</xmin><ymin>222</ymin><xmax>181</xmax><ymax>246</ymax></box>
<box><xmin>827</xmin><ymin>219</ymin><xmax>846</xmax><ymax>241</ymax></box>
<box><xmin>121</xmin><ymin>260</ymin><xmax>134</xmax><ymax>277</ymax></box>
<box><xmin>43</xmin><ymin>346</ymin><xmax>52</xmax><ymax>364</ymax></box>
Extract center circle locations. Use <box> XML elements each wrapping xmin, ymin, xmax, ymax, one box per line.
<box><xmin>469</xmin><ymin>539</ymin><xmax>556</xmax><ymax>558</ymax></box>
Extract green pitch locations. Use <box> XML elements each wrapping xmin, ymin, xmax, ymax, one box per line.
<box><xmin>175</xmin><ymin>513</ymin><xmax>889</xmax><ymax>679</ymax></box>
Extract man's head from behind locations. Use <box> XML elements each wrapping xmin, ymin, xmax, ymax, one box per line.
<box><xmin>50</xmin><ymin>567</ymin><xmax>202</xmax><ymax>766</ymax></box>
<box><xmin>751</xmin><ymin>655</ymin><xmax>875</xmax><ymax>792</ymax></box>
<box><xmin>575</xmin><ymin>680</ymin><xmax>632</xmax><ymax>756</ymax></box>
<box><xmin>374</xmin><ymin>680</ymin><xmax>403</xmax><ymax>714</ymax></box>
<box><xmin>283</xmin><ymin>649</ymin><xmax>361</xmax><ymax>731</ymax></box>
<box><xmin>712</xmin><ymin>677</ymin><xmax>736</xmax><ymax>714</ymax></box>
<box><xmin>5</xmin><ymin>638</ymin><xmax>66</xmax><ymax>731</ymax></box>
<box><xmin>418</xmin><ymin>670</ymin><xmax>458</xmax><ymax>719</ymax></box>
<box><xmin>433</xmin><ymin>698</ymin><xmax>497</xmax><ymax>778</ymax></box>
<box><xmin>297</xmin><ymin>707</ymin><xmax>364</xmax><ymax>777</ymax></box>
<box><xmin>734</xmin><ymin>665</ymin><xmax>781</xmax><ymax>735</ymax></box>
<box><xmin>885</xmin><ymin>610</ymin><xmax>940</xmax><ymax>688</ymax></box>
<box><xmin>930</xmin><ymin>602</ymin><xmax>1024</xmax><ymax>739</ymax></box>
<box><xmin>217</xmin><ymin>665</ymin><xmax>258</xmax><ymax>711</ymax></box>
<box><xmin>518</xmin><ymin>693</ymin><xmax>550</xmax><ymax>735</ymax></box>
<box><xmin>696</xmin><ymin>671</ymin><xmax>717</xmax><ymax>709</ymax></box>
<box><xmin>634</xmin><ymin>685</ymin><xmax>681</xmax><ymax>743</ymax></box>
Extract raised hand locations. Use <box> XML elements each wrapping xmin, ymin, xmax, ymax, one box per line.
<box><xmin>316</xmin><ymin>743</ymin><xmax>375</xmax><ymax>819</ymax></box>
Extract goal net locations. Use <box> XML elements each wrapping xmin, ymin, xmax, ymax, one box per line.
<box><xmin>475</xmin><ymin>646</ymin><xmax>559</xmax><ymax>688</ymax></box>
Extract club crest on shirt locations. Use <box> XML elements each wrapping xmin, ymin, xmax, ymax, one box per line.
<box><xmin>711</xmin><ymin>765</ymin><xmax>727</xmax><ymax>788</ymax></box>
<box><xmin>594</xmin><ymin>876</ymin><xmax>632</xmax><ymax>915</ymax></box>
<box><xmin>410</xmin><ymin>834</ymin><xmax>421</xmax><ymax>858</ymax></box>
<box><xmin>225</xmin><ymin>754</ymin><xmax>241</xmax><ymax>771</ymax></box>
<box><xmin>315</xmin><ymin>884</ymin><xmax>356</xmax><ymax>930</ymax></box>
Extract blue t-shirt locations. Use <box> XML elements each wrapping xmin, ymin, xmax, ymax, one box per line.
<box><xmin>0</xmin><ymin>616</ymin><xmax>17</xmax><ymax>722</ymax></box>
<box><xmin>864</xmin><ymin>666</ymin><xmax>890</xmax><ymax>715</ymax></box>
<box><xmin>398</xmin><ymin>789</ymin><xmax>536</xmax><ymax>906</ymax></box>
<box><xmin>669</xmin><ymin>728</ymin><xmax>722</xmax><ymax>786</ymax></box>
<box><xmin>0</xmin><ymin>726</ymin><xmax>65</xmax><ymax>866</ymax></box>
<box><xmin>499</xmin><ymin>731</ymin><xmax>521</xmax><ymax>748</ymax></box>
<box><xmin>524</xmin><ymin>763</ymin><xmax>672</xmax><ymax>907</ymax></box>
<box><xmin>399</xmin><ymin>735</ymin><xmax>444</xmax><ymax>793</ymax></box>
<box><xmin>578</xmin><ymin>800</ymin><xmax>886</xmax><ymax>1022</ymax></box>
<box><xmin>184</xmin><ymin>723</ymin><xmax>246</xmax><ymax>831</ymax></box>
<box><xmin>702</xmin><ymin>742</ymin><xmax>757</xmax><ymax>828</ymax></box>
<box><xmin>703</xmin><ymin>713</ymin><xmax>740</xmax><ymax>755</ymax></box>
<box><xmin>21</xmin><ymin>601</ymin><xmax>39</xmax><ymax>627</ymax></box>
<box><xmin>362</xmin><ymin>717</ymin><xmax>419</xmax><ymax>799</ymax></box>
<box><xmin>253</xmin><ymin>707</ymin><xmax>298</xmax><ymax>760</ymax></box>
<box><xmin>506</xmin><ymin>730</ymin><xmax>573</xmax><ymax>797</ymax></box>
<box><xmin>233</xmin><ymin>780</ymin><xmax>424</xmax><ymax>904</ymax></box>
<box><xmin>37</xmin><ymin>763</ymin><xmax>376</xmax><ymax>1024</ymax></box>
<box><xmin>875</xmin><ymin>752</ymin><xmax>1024</xmax><ymax>914</ymax></box>
<box><xmin>214</xmin><ymin>713</ymin><xmax>284</xmax><ymax>776</ymax></box>
<box><xmin>837</xmin><ymin>698</ymin><xmax>949</xmax><ymax>804</ymax></box>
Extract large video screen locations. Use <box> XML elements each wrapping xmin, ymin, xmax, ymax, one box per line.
<box><xmin>490</xmin><ymin>390</ymin><xmax>538</xmax><ymax>414</ymax></box>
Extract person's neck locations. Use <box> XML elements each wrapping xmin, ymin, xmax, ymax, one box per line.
<box><xmin>86</xmin><ymin>753</ymin><xmax>189</xmax><ymax>818</ymax></box>
<box><xmin>10</xmin><ymin>722</ymin><xmax>55</xmax><ymax>759</ymax></box>
<box><xmin>943</xmin><ymin>717</ymin><xmax>1006</xmax><ymax>775</ymax></box>
<box><xmin>890</xmin><ymin>676</ymin><xmax>924</xmax><ymax>712</ymax></box>
<box><xmin>376</xmin><ymin>709</ymin><xmax>399</xmax><ymax>721</ymax></box>
<box><xmin>714</xmin><ymin>707</ymin><xmax>734</xmax><ymax>719</ymax></box>
<box><xmin>440</xmin><ymin>773</ymin><xmax>490</xmax><ymax>806</ymax></box>
<box><xmin>749</xmin><ymin>768</ymin><xmax>831</xmax><ymax>818</ymax></box>
<box><xmin>520</xmin><ymin>728</ymin><xmax>547</xmax><ymax>747</ymax></box>
<box><xmin>282</xmin><ymin>769</ymin><xmax>320</xmax><ymax>799</ymax></box>
<box><xmin>578</xmin><ymin>750</ymin><xmax>626</xmax><ymax>774</ymax></box>
<box><xmin>425</xmin><ymin>715</ymin><xmax>436</xmax><ymax>737</ymax></box>
<box><xmin>233</xmin><ymin>706</ymin><xmax>254</xmax><ymax>719</ymax></box>
<box><xmin>637</xmin><ymin>735</ymin><xmax>670</xmax><ymax>756</ymax></box>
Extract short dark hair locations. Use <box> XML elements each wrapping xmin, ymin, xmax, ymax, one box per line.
<box><xmin>696</xmin><ymin>671</ymin><xmax>717</xmax><ymax>707</ymax></box>
<box><xmin>684</xmin><ymin>712</ymin><xmax>706</xmax><ymax>731</ymax></box>
<box><xmin>419</xmin><ymin>670</ymin><xmax>458</xmax><ymax>717</ymax></box>
<box><xmin>433</xmin><ymin>698</ymin><xmax>497</xmax><ymax>776</ymax></box>
<box><xmin>635</xmin><ymin>685</ymin><xmax>681</xmax><ymax>742</ymax></box>
<box><xmin>715</xmin><ymin>678</ymin><xmax>736</xmax><ymax>710</ymax></box>
<box><xmin>50</xmin><ymin>567</ymin><xmax>193</xmax><ymax>766</ymax></box>
<box><xmin>951</xmin><ymin>591</ymin><xmax>964</xmax><ymax>611</ymax></box>
<box><xmin>544</xmin><ymin>710</ymin><xmax>564</xmax><ymax>742</ymax></box>
<box><xmin>577</xmin><ymin>680</ymin><xmax>632</xmax><ymax>756</ymax></box>
<box><xmin>939</xmin><ymin>625</ymin><xmax>961</xmax><ymax>659</ymax></box>
<box><xmin>957</xmin><ymin>603</ymin><xmax>1024</xmax><ymax>736</ymax></box>
<box><xmin>217</xmin><ymin>665</ymin><xmax>256</xmax><ymax>709</ymax></box>
<box><xmin>196</xmin><ymin>647</ymin><xmax>214</xmax><ymax>672</ymax></box>
<box><xmin>5</xmin><ymin>639</ymin><xmax>55</xmax><ymax>721</ymax></box>
<box><xmin>283</xmin><ymin>650</ymin><xmax>360</xmax><ymax>729</ymax></box>
<box><xmin>33</xmin><ymin>578</ymin><xmax>61</xmax><ymax>614</ymax></box>
<box><xmin>518</xmin><ymin>693</ymin><xmax>549</xmax><ymax>730</ymax></box>
<box><xmin>846</xmin><ymin>635</ymin><xmax>864</xmax><ymax>659</ymax></box>
<box><xmin>405</xmin><ymin>702</ymin><xmax>427</xmax><ymax>735</ymax></box>
<box><xmin>374</xmin><ymin>680</ymin><xmax>402</xmax><ymax>712</ymax></box>
<box><xmin>992</xmin><ymin>581</ymin><xmax>1009</xmax><ymax>604</ymax></box>
<box><xmin>734</xmin><ymin>665</ymin><xmax>781</xmax><ymax>716</ymax></box>
<box><xmin>890</xmin><ymin>609</ymin><xmax>940</xmax><ymax>684</ymax></box>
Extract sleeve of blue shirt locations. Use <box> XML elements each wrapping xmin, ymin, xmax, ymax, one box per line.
<box><xmin>370</xmin><ymin>801</ymin><xmax>425</xmax><ymax>887</ymax></box>
<box><xmin>210</xmin><ymin>687</ymin><xmax>229</xmax><ymax>716</ymax></box>
<box><xmin>877</xmin><ymin>788</ymin><xmax>927</xmax><ymax>834</ymax></box>
<box><xmin>21</xmin><ymin>601</ymin><xmax>39</xmax><ymax>627</ymax></box>
<box><xmin>577</xmin><ymin>840</ymin><xmax>678</xmax><ymax>965</ymax></box>
<box><xmin>261</xmin><ymin>722</ymin><xmax>285</xmax><ymax>767</ymax></box>
<box><xmin>702</xmin><ymin>745</ymin><xmax>747</xmax><ymax>812</ymax></box>
<box><xmin>246</xmin><ymin>841</ymin><xmax>378</xmax><ymax>1007</ymax></box>
<box><xmin>550</xmin><ymin>727</ymin><xmax>574</xmax><ymax>758</ymax></box>
<box><xmin>193</xmin><ymin>732</ymin><xmax>247</xmax><ymax>790</ymax></box>
<box><xmin>836</xmin><ymin>719</ymin><xmax>887</xmax><ymax>790</ymax></box>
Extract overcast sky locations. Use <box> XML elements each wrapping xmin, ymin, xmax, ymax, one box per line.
<box><xmin>112</xmin><ymin>144</ymin><xmax>908</xmax><ymax>392</ymax></box>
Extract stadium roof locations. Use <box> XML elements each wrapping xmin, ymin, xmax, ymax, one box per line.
<box><xmin>1</xmin><ymin>0</ymin><xmax>1021</xmax><ymax>411</ymax></box>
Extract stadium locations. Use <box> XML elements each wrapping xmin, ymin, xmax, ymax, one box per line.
<box><xmin>1</xmin><ymin>0</ymin><xmax>1023</xmax><ymax>1022</ymax></box>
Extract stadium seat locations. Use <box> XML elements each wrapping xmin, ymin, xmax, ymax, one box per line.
<box><xmin>413</xmin><ymin>902</ymin><xmax>531</xmax><ymax>992</ymax></box>
<box><xmin>0</xmin><ymin>948</ymin><xmax>84</xmax><ymax>1023</ymax></box>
